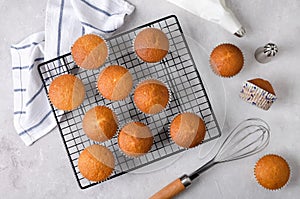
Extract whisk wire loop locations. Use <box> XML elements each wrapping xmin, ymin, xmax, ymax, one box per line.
<box><xmin>190</xmin><ymin>118</ymin><xmax>270</xmax><ymax>179</ymax></box>
<box><xmin>212</xmin><ymin>118</ymin><xmax>270</xmax><ymax>163</ymax></box>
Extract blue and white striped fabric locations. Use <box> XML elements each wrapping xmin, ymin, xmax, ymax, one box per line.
<box><xmin>11</xmin><ymin>0</ymin><xmax>135</xmax><ymax>146</ymax></box>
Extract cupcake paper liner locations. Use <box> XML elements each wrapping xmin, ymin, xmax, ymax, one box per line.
<box><xmin>240</xmin><ymin>81</ymin><xmax>277</xmax><ymax>110</ymax></box>
<box><xmin>209</xmin><ymin>42</ymin><xmax>245</xmax><ymax>78</ymax></box>
<box><xmin>254</xmin><ymin>154</ymin><xmax>291</xmax><ymax>191</ymax></box>
<box><xmin>133</xmin><ymin>77</ymin><xmax>171</xmax><ymax>116</ymax></box>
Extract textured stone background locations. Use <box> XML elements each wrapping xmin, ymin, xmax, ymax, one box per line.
<box><xmin>1</xmin><ymin>0</ymin><xmax>300</xmax><ymax>198</ymax></box>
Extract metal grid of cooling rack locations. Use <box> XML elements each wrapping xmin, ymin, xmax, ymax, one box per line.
<box><xmin>38</xmin><ymin>15</ymin><xmax>221</xmax><ymax>189</ymax></box>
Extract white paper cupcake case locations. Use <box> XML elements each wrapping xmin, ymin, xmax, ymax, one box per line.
<box><xmin>239</xmin><ymin>81</ymin><xmax>277</xmax><ymax>110</ymax></box>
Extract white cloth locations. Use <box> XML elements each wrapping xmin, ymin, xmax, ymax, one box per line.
<box><xmin>10</xmin><ymin>0</ymin><xmax>135</xmax><ymax>146</ymax></box>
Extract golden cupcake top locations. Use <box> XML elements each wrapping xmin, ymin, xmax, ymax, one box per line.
<box><xmin>78</xmin><ymin>144</ymin><xmax>115</xmax><ymax>182</ymax></box>
<box><xmin>134</xmin><ymin>28</ymin><xmax>169</xmax><ymax>63</ymax></box>
<box><xmin>48</xmin><ymin>74</ymin><xmax>85</xmax><ymax>111</ymax></box>
<box><xmin>134</xmin><ymin>79</ymin><xmax>169</xmax><ymax>114</ymax></box>
<box><xmin>118</xmin><ymin>121</ymin><xmax>153</xmax><ymax>157</ymax></box>
<box><xmin>254</xmin><ymin>154</ymin><xmax>290</xmax><ymax>190</ymax></box>
<box><xmin>210</xmin><ymin>43</ymin><xmax>244</xmax><ymax>77</ymax></box>
<box><xmin>170</xmin><ymin>112</ymin><xmax>206</xmax><ymax>148</ymax></box>
<box><xmin>97</xmin><ymin>65</ymin><xmax>133</xmax><ymax>101</ymax></box>
<box><xmin>82</xmin><ymin>106</ymin><xmax>118</xmax><ymax>142</ymax></box>
<box><xmin>71</xmin><ymin>34</ymin><xmax>108</xmax><ymax>70</ymax></box>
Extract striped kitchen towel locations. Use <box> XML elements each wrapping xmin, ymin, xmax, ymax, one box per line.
<box><xmin>10</xmin><ymin>0</ymin><xmax>135</xmax><ymax>146</ymax></box>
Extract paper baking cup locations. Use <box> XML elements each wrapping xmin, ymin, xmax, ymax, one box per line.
<box><xmin>209</xmin><ymin>43</ymin><xmax>245</xmax><ymax>78</ymax></box>
<box><xmin>254</xmin><ymin>154</ymin><xmax>291</xmax><ymax>191</ymax></box>
<box><xmin>82</xmin><ymin>104</ymin><xmax>120</xmax><ymax>143</ymax></box>
<box><xmin>240</xmin><ymin>81</ymin><xmax>277</xmax><ymax>110</ymax></box>
<box><xmin>117</xmin><ymin>120</ymin><xmax>154</xmax><ymax>158</ymax></box>
<box><xmin>168</xmin><ymin>112</ymin><xmax>206</xmax><ymax>149</ymax></box>
<box><xmin>71</xmin><ymin>33</ymin><xmax>109</xmax><ymax>70</ymax></box>
<box><xmin>132</xmin><ymin>27</ymin><xmax>169</xmax><ymax>64</ymax></box>
<box><xmin>133</xmin><ymin>77</ymin><xmax>171</xmax><ymax>115</ymax></box>
<box><xmin>96</xmin><ymin>64</ymin><xmax>133</xmax><ymax>101</ymax></box>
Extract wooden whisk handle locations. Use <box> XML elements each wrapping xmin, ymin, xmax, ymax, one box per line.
<box><xmin>149</xmin><ymin>175</ymin><xmax>191</xmax><ymax>199</ymax></box>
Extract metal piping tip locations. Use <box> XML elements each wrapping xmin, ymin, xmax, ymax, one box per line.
<box><xmin>254</xmin><ymin>43</ymin><xmax>278</xmax><ymax>64</ymax></box>
<box><xmin>234</xmin><ymin>27</ymin><xmax>246</xmax><ymax>37</ymax></box>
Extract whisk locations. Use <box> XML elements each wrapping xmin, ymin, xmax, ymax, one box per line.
<box><xmin>150</xmin><ymin>118</ymin><xmax>270</xmax><ymax>199</ymax></box>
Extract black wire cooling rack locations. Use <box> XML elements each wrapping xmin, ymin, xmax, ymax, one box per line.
<box><xmin>38</xmin><ymin>15</ymin><xmax>221</xmax><ymax>189</ymax></box>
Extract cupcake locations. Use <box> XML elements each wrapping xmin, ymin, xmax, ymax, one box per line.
<box><xmin>118</xmin><ymin>121</ymin><xmax>153</xmax><ymax>157</ymax></box>
<box><xmin>209</xmin><ymin>43</ymin><xmax>244</xmax><ymax>77</ymax></box>
<box><xmin>254</xmin><ymin>154</ymin><xmax>290</xmax><ymax>190</ymax></box>
<box><xmin>170</xmin><ymin>112</ymin><xmax>206</xmax><ymax>148</ymax></box>
<box><xmin>82</xmin><ymin>106</ymin><xmax>118</xmax><ymax>142</ymax></box>
<box><xmin>134</xmin><ymin>28</ymin><xmax>169</xmax><ymax>63</ymax></box>
<box><xmin>97</xmin><ymin>65</ymin><xmax>133</xmax><ymax>101</ymax></box>
<box><xmin>240</xmin><ymin>78</ymin><xmax>277</xmax><ymax>110</ymax></box>
<box><xmin>71</xmin><ymin>34</ymin><xmax>108</xmax><ymax>70</ymax></box>
<box><xmin>133</xmin><ymin>79</ymin><xmax>169</xmax><ymax>114</ymax></box>
<box><xmin>48</xmin><ymin>74</ymin><xmax>85</xmax><ymax>111</ymax></box>
<box><xmin>78</xmin><ymin>144</ymin><xmax>115</xmax><ymax>182</ymax></box>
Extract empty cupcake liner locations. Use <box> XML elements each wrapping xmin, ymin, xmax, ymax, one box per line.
<box><xmin>116</xmin><ymin>120</ymin><xmax>154</xmax><ymax>158</ymax></box>
<box><xmin>240</xmin><ymin>81</ymin><xmax>277</xmax><ymax>110</ymax></box>
<box><xmin>209</xmin><ymin>42</ymin><xmax>245</xmax><ymax>78</ymax></box>
<box><xmin>82</xmin><ymin>104</ymin><xmax>120</xmax><ymax>143</ymax></box>
<box><xmin>168</xmin><ymin>112</ymin><xmax>206</xmax><ymax>150</ymax></box>
<box><xmin>133</xmin><ymin>77</ymin><xmax>171</xmax><ymax>116</ymax></box>
<box><xmin>254</xmin><ymin>154</ymin><xmax>291</xmax><ymax>191</ymax></box>
<box><xmin>96</xmin><ymin>64</ymin><xmax>134</xmax><ymax>101</ymax></box>
<box><xmin>71</xmin><ymin>33</ymin><xmax>110</xmax><ymax>70</ymax></box>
